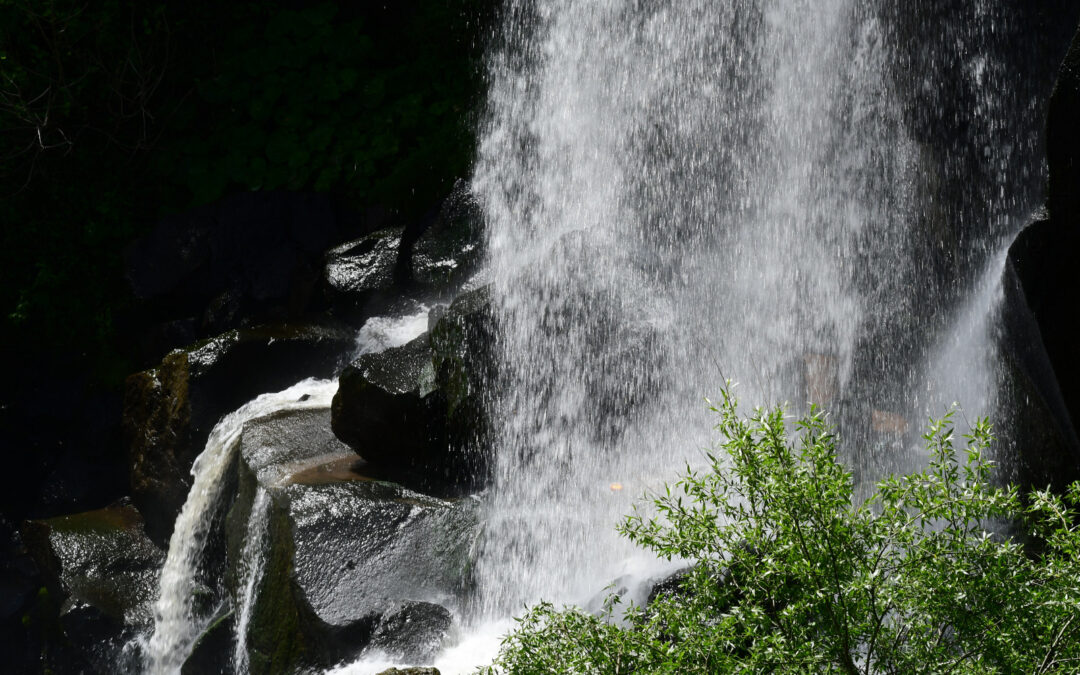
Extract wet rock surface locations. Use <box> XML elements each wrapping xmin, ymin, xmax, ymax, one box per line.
<box><xmin>368</xmin><ymin>601</ymin><xmax>452</xmax><ymax>663</ymax></box>
<box><xmin>332</xmin><ymin>287</ymin><xmax>494</xmax><ymax>492</ymax></box>
<box><xmin>331</xmin><ymin>334</ymin><xmax>441</xmax><ymax>476</ymax></box>
<box><xmin>1002</xmin><ymin>24</ymin><xmax>1080</xmax><ymax>488</ymax></box>
<box><xmin>409</xmin><ymin>187</ymin><xmax>483</xmax><ymax>289</ymax></box>
<box><xmin>228</xmin><ymin>408</ymin><xmax>478</xmax><ymax>672</ymax></box>
<box><xmin>323</xmin><ymin>228</ymin><xmax>405</xmax><ymax>322</ymax></box>
<box><xmin>124</xmin><ymin>321</ymin><xmax>354</xmax><ymax>543</ymax></box>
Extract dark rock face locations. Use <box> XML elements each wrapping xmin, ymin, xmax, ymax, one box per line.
<box><xmin>1003</xmin><ymin>23</ymin><xmax>1080</xmax><ymax>489</ymax></box>
<box><xmin>331</xmin><ymin>334</ymin><xmax>439</xmax><ymax>473</ymax></box>
<box><xmin>227</xmin><ymin>408</ymin><xmax>476</xmax><ymax>672</ymax></box>
<box><xmin>1048</xmin><ymin>25</ymin><xmax>1080</xmax><ymax>222</ymax></box>
<box><xmin>21</xmin><ymin>499</ymin><xmax>164</xmax><ymax>672</ymax></box>
<box><xmin>1001</xmin><ymin>237</ymin><xmax>1080</xmax><ymax>491</ymax></box>
<box><xmin>331</xmin><ymin>287</ymin><xmax>493</xmax><ymax>491</ymax></box>
<box><xmin>123</xmin><ymin>322</ymin><xmax>354</xmax><ymax>544</ymax></box>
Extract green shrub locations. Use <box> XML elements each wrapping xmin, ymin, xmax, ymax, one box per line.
<box><xmin>484</xmin><ymin>389</ymin><xmax>1080</xmax><ymax>674</ymax></box>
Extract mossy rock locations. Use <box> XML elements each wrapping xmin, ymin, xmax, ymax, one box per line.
<box><xmin>428</xmin><ymin>286</ymin><xmax>495</xmax><ymax>487</ymax></box>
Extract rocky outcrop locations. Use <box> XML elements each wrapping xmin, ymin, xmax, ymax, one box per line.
<box><xmin>408</xmin><ymin>186</ymin><xmax>483</xmax><ymax>289</ymax></box>
<box><xmin>123</xmin><ymin>322</ymin><xmax>354</xmax><ymax>544</ymax></box>
<box><xmin>322</xmin><ymin>187</ymin><xmax>484</xmax><ymax>325</ymax></box>
<box><xmin>21</xmin><ymin>499</ymin><xmax>164</xmax><ymax>673</ymax></box>
<box><xmin>226</xmin><ymin>408</ymin><xmax>478</xmax><ymax>673</ymax></box>
<box><xmin>331</xmin><ymin>287</ymin><xmax>493</xmax><ymax>492</ymax></box>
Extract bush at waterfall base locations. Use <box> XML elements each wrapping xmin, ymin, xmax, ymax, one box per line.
<box><xmin>484</xmin><ymin>391</ymin><xmax>1080</xmax><ymax>674</ymax></box>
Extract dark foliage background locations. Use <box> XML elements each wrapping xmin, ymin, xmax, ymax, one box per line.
<box><xmin>0</xmin><ymin>0</ymin><xmax>498</xmax><ymax>538</ymax></box>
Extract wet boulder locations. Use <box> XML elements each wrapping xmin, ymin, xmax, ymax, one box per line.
<box><xmin>277</xmin><ymin>476</ymin><xmax>475</xmax><ymax>665</ymax></box>
<box><xmin>332</xmin><ymin>287</ymin><xmax>494</xmax><ymax>491</ymax></box>
<box><xmin>323</xmin><ymin>228</ymin><xmax>406</xmax><ymax>323</ymax></box>
<box><xmin>21</xmin><ymin>499</ymin><xmax>164</xmax><ymax>672</ymax></box>
<box><xmin>123</xmin><ymin>321</ymin><xmax>354</xmax><ymax>544</ymax></box>
<box><xmin>331</xmin><ymin>334</ymin><xmax>441</xmax><ymax>476</ymax></box>
<box><xmin>429</xmin><ymin>286</ymin><xmax>495</xmax><ymax>466</ymax></box>
<box><xmin>227</xmin><ymin>408</ymin><xmax>478</xmax><ymax>672</ymax></box>
<box><xmin>408</xmin><ymin>186</ymin><xmax>484</xmax><ymax>289</ymax></box>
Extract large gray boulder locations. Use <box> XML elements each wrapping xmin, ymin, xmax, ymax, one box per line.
<box><xmin>123</xmin><ymin>322</ymin><xmax>354</xmax><ymax>544</ymax></box>
<box><xmin>226</xmin><ymin>408</ymin><xmax>478</xmax><ymax>673</ymax></box>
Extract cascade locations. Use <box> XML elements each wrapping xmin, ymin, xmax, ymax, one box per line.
<box><xmin>471</xmin><ymin>0</ymin><xmax>1042</xmax><ymax>627</ymax></box>
<box><xmin>139</xmin><ymin>2</ymin><xmax>1063</xmax><ymax>673</ymax></box>
<box><xmin>143</xmin><ymin>379</ymin><xmax>339</xmax><ymax>674</ymax></box>
<box><xmin>142</xmin><ymin>307</ymin><xmax>432</xmax><ymax>674</ymax></box>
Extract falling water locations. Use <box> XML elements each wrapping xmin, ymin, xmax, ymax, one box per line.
<box><xmin>144</xmin><ymin>379</ymin><xmax>338</xmax><ymax>674</ymax></box>
<box><xmin>232</xmin><ymin>487</ymin><xmax>271</xmax><ymax>675</ymax></box>
<box><xmin>471</xmin><ymin>0</ymin><xmax>1048</xmax><ymax>626</ymax></box>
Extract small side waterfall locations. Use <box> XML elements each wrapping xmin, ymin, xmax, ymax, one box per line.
<box><xmin>232</xmin><ymin>487</ymin><xmax>271</xmax><ymax>675</ymax></box>
<box><xmin>144</xmin><ymin>379</ymin><xmax>338</xmax><ymax>674</ymax></box>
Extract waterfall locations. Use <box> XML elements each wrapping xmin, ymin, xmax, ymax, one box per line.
<box><xmin>232</xmin><ymin>487</ymin><xmax>271</xmax><ymax>675</ymax></box>
<box><xmin>144</xmin><ymin>379</ymin><xmax>338</xmax><ymax>674</ymax></box>
<box><xmin>143</xmin><ymin>307</ymin><xmax>431</xmax><ymax>673</ymax></box>
<box><xmin>471</xmin><ymin>0</ymin><xmax>1042</xmax><ymax>625</ymax></box>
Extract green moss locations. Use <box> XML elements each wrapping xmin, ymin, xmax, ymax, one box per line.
<box><xmin>245</xmin><ymin>501</ymin><xmax>310</xmax><ymax>675</ymax></box>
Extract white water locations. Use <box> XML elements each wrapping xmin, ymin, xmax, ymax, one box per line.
<box><xmin>148</xmin><ymin>2</ymin><xmax>1055</xmax><ymax>672</ymax></box>
<box><xmin>462</xmin><ymin>0</ymin><xmax>1042</xmax><ymax>662</ymax></box>
<box><xmin>144</xmin><ymin>379</ymin><xmax>338</xmax><ymax>674</ymax></box>
<box><xmin>232</xmin><ymin>486</ymin><xmax>271</xmax><ymax>675</ymax></box>
<box><xmin>354</xmin><ymin>305</ymin><xmax>431</xmax><ymax>355</ymax></box>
